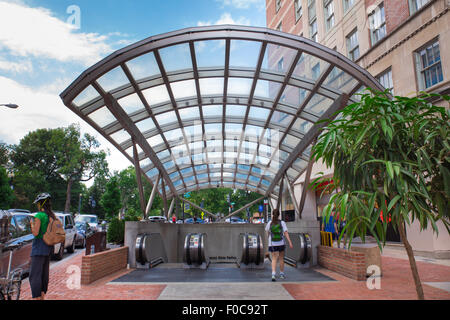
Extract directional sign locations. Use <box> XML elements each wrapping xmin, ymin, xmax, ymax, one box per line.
<box><xmin>259</xmin><ymin>204</ymin><xmax>264</xmax><ymax>213</ymax></box>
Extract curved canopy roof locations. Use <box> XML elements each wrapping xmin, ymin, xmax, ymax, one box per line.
<box><xmin>60</xmin><ymin>25</ymin><xmax>385</xmax><ymax>200</ymax></box>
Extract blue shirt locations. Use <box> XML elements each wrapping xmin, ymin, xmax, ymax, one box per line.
<box><xmin>324</xmin><ymin>215</ymin><xmax>336</xmax><ymax>233</ymax></box>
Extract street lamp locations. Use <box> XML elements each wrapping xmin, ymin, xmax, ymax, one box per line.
<box><xmin>0</xmin><ymin>104</ymin><xmax>19</xmax><ymax>109</ymax></box>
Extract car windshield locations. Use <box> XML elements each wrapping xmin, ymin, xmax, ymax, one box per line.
<box><xmin>77</xmin><ymin>216</ymin><xmax>97</xmax><ymax>223</ymax></box>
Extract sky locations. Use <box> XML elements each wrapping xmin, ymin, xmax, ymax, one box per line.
<box><xmin>0</xmin><ymin>0</ymin><xmax>267</xmax><ymax>183</ymax></box>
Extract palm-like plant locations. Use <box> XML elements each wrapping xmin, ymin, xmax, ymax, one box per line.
<box><xmin>311</xmin><ymin>90</ymin><xmax>450</xmax><ymax>300</ymax></box>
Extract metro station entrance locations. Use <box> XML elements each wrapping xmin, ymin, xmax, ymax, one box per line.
<box><xmin>60</xmin><ymin>25</ymin><xmax>385</xmax><ymax>284</ymax></box>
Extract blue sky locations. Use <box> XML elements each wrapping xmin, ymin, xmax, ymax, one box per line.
<box><xmin>0</xmin><ymin>0</ymin><xmax>266</xmax><ymax>175</ymax></box>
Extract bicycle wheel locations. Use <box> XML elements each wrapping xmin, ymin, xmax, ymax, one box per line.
<box><xmin>7</xmin><ymin>280</ymin><xmax>21</xmax><ymax>300</ymax></box>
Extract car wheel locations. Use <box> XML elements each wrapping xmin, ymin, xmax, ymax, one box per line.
<box><xmin>67</xmin><ymin>237</ymin><xmax>75</xmax><ymax>253</ymax></box>
<box><xmin>54</xmin><ymin>243</ymin><xmax>64</xmax><ymax>261</ymax></box>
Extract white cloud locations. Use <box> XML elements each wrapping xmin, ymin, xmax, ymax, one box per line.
<box><xmin>197</xmin><ymin>12</ymin><xmax>251</xmax><ymax>27</ymax></box>
<box><xmin>0</xmin><ymin>76</ymin><xmax>129</xmax><ymax>174</ymax></box>
<box><xmin>0</xmin><ymin>1</ymin><xmax>112</xmax><ymax>66</ymax></box>
<box><xmin>0</xmin><ymin>58</ymin><xmax>33</xmax><ymax>73</ymax></box>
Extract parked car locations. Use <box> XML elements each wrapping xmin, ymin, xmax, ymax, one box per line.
<box><xmin>75</xmin><ymin>214</ymin><xmax>99</xmax><ymax>231</ymax></box>
<box><xmin>30</xmin><ymin>212</ymin><xmax>77</xmax><ymax>260</ymax></box>
<box><xmin>225</xmin><ymin>216</ymin><xmax>246</xmax><ymax>224</ymax></box>
<box><xmin>184</xmin><ymin>218</ymin><xmax>205</xmax><ymax>224</ymax></box>
<box><xmin>147</xmin><ymin>216</ymin><xmax>167</xmax><ymax>223</ymax></box>
<box><xmin>1</xmin><ymin>210</ymin><xmax>33</xmax><ymax>278</ymax></box>
<box><xmin>74</xmin><ymin>221</ymin><xmax>95</xmax><ymax>248</ymax></box>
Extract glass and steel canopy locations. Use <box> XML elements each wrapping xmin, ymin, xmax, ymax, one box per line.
<box><xmin>60</xmin><ymin>25</ymin><xmax>385</xmax><ymax>200</ymax></box>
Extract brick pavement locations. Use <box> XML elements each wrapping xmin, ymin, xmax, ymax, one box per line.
<box><xmin>19</xmin><ymin>251</ymin><xmax>450</xmax><ymax>300</ymax></box>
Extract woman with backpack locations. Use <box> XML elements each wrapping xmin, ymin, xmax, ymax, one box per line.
<box><xmin>29</xmin><ymin>193</ymin><xmax>57</xmax><ymax>300</ymax></box>
<box><xmin>265</xmin><ymin>208</ymin><xmax>293</xmax><ymax>281</ymax></box>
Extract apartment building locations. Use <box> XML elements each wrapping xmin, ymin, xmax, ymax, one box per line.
<box><xmin>267</xmin><ymin>0</ymin><xmax>450</xmax><ymax>257</ymax></box>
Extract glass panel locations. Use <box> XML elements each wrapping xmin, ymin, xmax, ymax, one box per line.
<box><xmin>190</xmin><ymin>141</ymin><xmax>204</xmax><ymax>155</ymax></box>
<box><xmin>140</xmin><ymin>158</ymin><xmax>151</xmax><ymax>168</ymax></box>
<box><xmin>195</xmin><ymin>164</ymin><xmax>207</xmax><ymax>172</ymax></box>
<box><xmin>283</xmin><ymin>134</ymin><xmax>301</xmax><ymax>148</ymax></box>
<box><xmin>136</xmin><ymin>117</ymin><xmax>156</xmax><ymax>132</ymax></box>
<box><xmin>110</xmin><ymin>129</ymin><xmax>131</xmax><ymax>145</ymax></box>
<box><xmin>164</xmin><ymin>128</ymin><xmax>183</xmax><ymax>143</ymax></box>
<box><xmin>125</xmin><ymin>51</ymin><xmax>160</xmax><ymax>80</ymax></box>
<box><xmin>179</xmin><ymin>107</ymin><xmax>200</xmax><ymax>120</ymax></box>
<box><xmin>304</xmin><ymin>94</ymin><xmax>333</xmax><ymax>116</ymax></box>
<box><xmin>202</xmin><ymin>105</ymin><xmax>223</xmax><ymax>118</ymax></box>
<box><xmin>281</xmin><ymin>84</ymin><xmax>309</xmax><ymax>107</ymax></box>
<box><xmin>261</xmin><ymin>44</ymin><xmax>298</xmax><ymax>74</ymax></box>
<box><xmin>226</xmin><ymin>104</ymin><xmax>247</xmax><ymax>117</ymax></box>
<box><xmin>170</xmin><ymin>80</ymin><xmax>197</xmax><ymax>100</ymax></box>
<box><xmin>227</xmin><ymin>78</ymin><xmax>253</xmax><ymax>96</ymax></box>
<box><xmin>272</xmin><ymin>110</ymin><xmax>293</xmax><ymax>126</ymax></box>
<box><xmin>229</xmin><ymin>40</ymin><xmax>261</xmax><ymax>69</ymax></box>
<box><xmin>237</xmin><ymin>173</ymin><xmax>247</xmax><ymax>181</ymax></box>
<box><xmin>294</xmin><ymin>118</ymin><xmax>313</xmax><ymax>133</ymax></box>
<box><xmin>146</xmin><ymin>167</ymin><xmax>159</xmax><ymax>179</ymax></box>
<box><xmin>254</xmin><ymin>80</ymin><xmax>282</xmax><ymax>100</ymax></box>
<box><xmin>148</xmin><ymin>134</ymin><xmax>164</xmax><ymax>147</ymax></box>
<box><xmin>73</xmin><ymin>85</ymin><xmax>100</xmax><ymax>107</ymax></box>
<box><xmin>155</xmin><ymin>111</ymin><xmax>177</xmax><ymax>126</ymax></box>
<box><xmin>172</xmin><ymin>144</ymin><xmax>188</xmax><ymax>158</ymax></box>
<box><xmin>159</xmin><ymin>43</ymin><xmax>192</xmax><ymax>72</ymax></box>
<box><xmin>197</xmin><ymin>173</ymin><xmax>208</xmax><ymax>180</ymax></box>
<box><xmin>199</xmin><ymin>77</ymin><xmax>224</xmax><ymax>95</ymax></box>
<box><xmin>118</xmin><ymin>93</ymin><xmax>145</xmax><ymax>114</ymax></box>
<box><xmin>224</xmin><ymin>123</ymin><xmax>243</xmax><ymax>134</ymax></box>
<box><xmin>207</xmin><ymin>139</ymin><xmax>222</xmax><ymax>152</ymax></box>
<box><xmin>292</xmin><ymin>52</ymin><xmax>330</xmax><ymax>82</ymax></box>
<box><xmin>195</xmin><ymin>40</ymin><xmax>226</xmax><ymax>68</ymax></box>
<box><xmin>245</xmin><ymin>125</ymin><xmax>263</xmax><ymax>140</ymax></box>
<box><xmin>248</xmin><ymin>107</ymin><xmax>270</xmax><ymax>121</ymax></box>
<box><xmin>323</xmin><ymin>67</ymin><xmax>358</xmax><ymax>94</ymax></box>
<box><xmin>157</xmin><ymin>149</ymin><xmax>170</xmax><ymax>161</ymax></box>
<box><xmin>97</xmin><ymin>66</ymin><xmax>129</xmax><ymax>92</ymax></box>
<box><xmin>142</xmin><ymin>85</ymin><xmax>171</xmax><ymax>106</ymax></box>
<box><xmin>88</xmin><ymin>107</ymin><xmax>116</xmax><ymax>127</ymax></box>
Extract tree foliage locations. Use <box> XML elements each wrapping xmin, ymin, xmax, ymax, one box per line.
<box><xmin>311</xmin><ymin>89</ymin><xmax>450</xmax><ymax>299</ymax></box>
<box><xmin>100</xmin><ymin>176</ymin><xmax>121</xmax><ymax>220</ymax></box>
<box><xmin>0</xmin><ymin>166</ymin><xmax>14</xmax><ymax>208</ymax></box>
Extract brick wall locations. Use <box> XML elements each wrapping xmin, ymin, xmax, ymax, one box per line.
<box><xmin>81</xmin><ymin>246</ymin><xmax>128</xmax><ymax>285</ymax></box>
<box><xmin>317</xmin><ymin>245</ymin><xmax>367</xmax><ymax>281</ymax></box>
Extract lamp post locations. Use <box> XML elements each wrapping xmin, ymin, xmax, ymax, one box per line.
<box><xmin>0</xmin><ymin>104</ymin><xmax>19</xmax><ymax>109</ymax></box>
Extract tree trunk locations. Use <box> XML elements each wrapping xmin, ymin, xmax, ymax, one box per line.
<box><xmin>398</xmin><ymin>219</ymin><xmax>425</xmax><ymax>300</ymax></box>
<box><xmin>64</xmin><ymin>178</ymin><xmax>73</xmax><ymax>213</ymax></box>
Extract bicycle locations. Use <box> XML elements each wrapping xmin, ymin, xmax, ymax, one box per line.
<box><xmin>0</xmin><ymin>244</ymin><xmax>23</xmax><ymax>300</ymax></box>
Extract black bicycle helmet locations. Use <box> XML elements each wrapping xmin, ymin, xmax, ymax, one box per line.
<box><xmin>33</xmin><ymin>192</ymin><xmax>51</xmax><ymax>204</ymax></box>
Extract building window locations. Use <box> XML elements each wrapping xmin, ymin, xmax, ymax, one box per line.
<box><xmin>324</xmin><ymin>0</ymin><xmax>335</xmax><ymax>32</ymax></box>
<box><xmin>312</xmin><ymin>63</ymin><xmax>321</xmax><ymax>80</ymax></box>
<box><xmin>343</xmin><ymin>0</ymin><xmax>355</xmax><ymax>12</ymax></box>
<box><xmin>376</xmin><ymin>67</ymin><xmax>394</xmax><ymax>94</ymax></box>
<box><xmin>276</xmin><ymin>0</ymin><xmax>282</xmax><ymax>13</ymax></box>
<box><xmin>346</xmin><ymin>29</ymin><xmax>359</xmax><ymax>61</ymax></box>
<box><xmin>277</xmin><ymin>21</ymin><xmax>283</xmax><ymax>31</ymax></box>
<box><xmin>310</xmin><ymin>19</ymin><xmax>318</xmax><ymax>42</ymax></box>
<box><xmin>278</xmin><ymin>58</ymin><xmax>284</xmax><ymax>72</ymax></box>
<box><xmin>308</xmin><ymin>0</ymin><xmax>316</xmax><ymax>21</ymax></box>
<box><xmin>409</xmin><ymin>0</ymin><xmax>430</xmax><ymax>15</ymax></box>
<box><xmin>369</xmin><ymin>3</ymin><xmax>386</xmax><ymax>45</ymax></box>
<box><xmin>415</xmin><ymin>40</ymin><xmax>443</xmax><ymax>90</ymax></box>
<box><xmin>294</xmin><ymin>0</ymin><xmax>302</xmax><ymax>22</ymax></box>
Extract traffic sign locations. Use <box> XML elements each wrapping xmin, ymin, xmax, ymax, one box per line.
<box><xmin>259</xmin><ymin>204</ymin><xmax>264</xmax><ymax>213</ymax></box>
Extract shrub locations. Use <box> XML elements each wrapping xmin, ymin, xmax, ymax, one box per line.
<box><xmin>107</xmin><ymin>218</ymin><xmax>125</xmax><ymax>244</ymax></box>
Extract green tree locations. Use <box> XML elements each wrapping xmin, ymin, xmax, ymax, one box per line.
<box><xmin>0</xmin><ymin>166</ymin><xmax>14</xmax><ymax>208</ymax></box>
<box><xmin>311</xmin><ymin>90</ymin><xmax>450</xmax><ymax>300</ymax></box>
<box><xmin>0</xmin><ymin>143</ymin><xmax>9</xmax><ymax>167</ymax></box>
<box><xmin>100</xmin><ymin>176</ymin><xmax>121</xmax><ymax>220</ymax></box>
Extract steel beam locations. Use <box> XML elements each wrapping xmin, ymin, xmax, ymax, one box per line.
<box><xmin>132</xmin><ymin>139</ymin><xmax>146</xmax><ymax>214</ymax></box>
<box><xmin>284</xmin><ymin>174</ymin><xmax>300</xmax><ymax>220</ymax></box>
<box><xmin>223</xmin><ymin>196</ymin><xmax>264</xmax><ymax>220</ymax></box>
<box><xmin>298</xmin><ymin>153</ymin><xmax>315</xmax><ymax>219</ymax></box>
<box><xmin>145</xmin><ymin>173</ymin><xmax>160</xmax><ymax>218</ymax></box>
<box><xmin>167</xmin><ymin>198</ymin><xmax>175</xmax><ymax>219</ymax></box>
<box><xmin>178</xmin><ymin>197</ymin><xmax>217</xmax><ymax>219</ymax></box>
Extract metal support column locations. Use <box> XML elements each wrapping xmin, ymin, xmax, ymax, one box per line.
<box><xmin>167</xmin><ymin>198</ymin><xmax>175</xmax><ymax>220</ymax></box>
<box><xmin>277</xmin><ymin>178</ymin><xmax>284</xmax><ymax>212</ymax></box>
<box><xmin>132</xmin><ymin>140</ymin><xmax>146</xmax><ymax>215</ymax></box>
<box><xmin>145</xmin><ymin>173</ymin><xmax>160</xmax><ymax>219</ymax></box>
<box><xmin>285</xmin><ymin>174</ymin><xmax>300</xmax><ymax>221</ymax></box>
<box><xmin>298</xmin><ymin>154</ymin><xmax>315</xmax><ymax>219</ymax></box>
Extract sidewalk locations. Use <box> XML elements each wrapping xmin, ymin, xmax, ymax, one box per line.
<box><xmin>19</xmin><ymin>249</ymin><xmax>450</xmax><ymax>300</ymax></box>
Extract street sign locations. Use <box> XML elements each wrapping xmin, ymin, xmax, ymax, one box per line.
<box><xmin>259</xmin><ymin>204</ymin><xmax>264</xmax><ymax>213</ymax></box>
<box><xmin>264</xmin><ymin>199</ymin><xmax>269</xmax><ymax>205</ymax></box>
